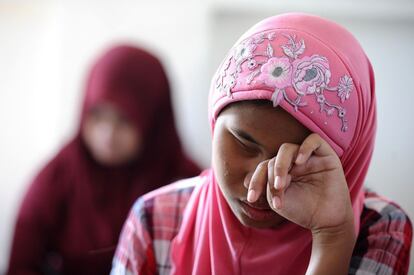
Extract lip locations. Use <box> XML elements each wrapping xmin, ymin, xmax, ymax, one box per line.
<box><xmin>239</xmin><ymin>200</ymin><xmax>275</xmax><ymax>221</ymax></box>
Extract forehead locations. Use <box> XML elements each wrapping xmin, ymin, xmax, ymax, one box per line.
<box><xmin>218</xmin><ymin>101</ymin><xmax>310</xmax><ymax>144</ymax></box>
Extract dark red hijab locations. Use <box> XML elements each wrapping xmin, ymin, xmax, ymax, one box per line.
<box><xmin>7</xmin><ymin>45</ymin><xmax>200</xmax><ymax>275</ymax></box>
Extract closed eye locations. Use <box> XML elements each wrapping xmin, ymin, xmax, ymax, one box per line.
<box><xmin>233</xmin><ymin>128</ymin><xmax>261</xmax><ymax>145</ymax></box>
<box><xmin>230</xmin><ymin>128</ymin><xmax>261</xmax><ymax>153</ymax></box>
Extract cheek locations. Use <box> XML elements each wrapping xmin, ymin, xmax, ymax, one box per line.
<box><xmin>212</xmin><ymin>134</ymin><xmax>249</xmax><ymax>198</ymax></box>
<box><xmin>82</xmin><ymin>119</ymin><xmax>100</xmax><ymax>148</ymax></box>
<box><xmin>115</xmin><ymin>128</ymin><xmax>141</xmax><ymax>155</ymax></box>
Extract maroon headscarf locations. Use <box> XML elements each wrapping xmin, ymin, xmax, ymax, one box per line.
<box><xmin>7</xmin><ymin>45</ymin><xmax>200</xmax><ymax>275</ymax></box>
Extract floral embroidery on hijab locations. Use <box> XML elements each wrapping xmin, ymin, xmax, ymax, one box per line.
<box><xmin>215</xmin><ymin>32</ymin><xmax>354</xmax><ymax>132</ymax></box>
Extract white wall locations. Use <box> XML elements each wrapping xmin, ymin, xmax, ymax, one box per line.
<box><xmin>1</xmin><ymin>0</ymin><xmax>413</xmax><ymax>273</ymax></box>
<box><xmin>0</xmin><ymin>3</ymin><xmax>63</xmax><ymax>273</ymax></box>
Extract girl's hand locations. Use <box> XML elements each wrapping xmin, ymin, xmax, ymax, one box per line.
<box><xmin>247</xmin><ymin>133</ymin><xmax>356</xmax><ymax>274</ymax></box>
<box><xmin>247</xmin><ymin>133</ymin><xmax>354</xmax><ymax>234</ymax></box>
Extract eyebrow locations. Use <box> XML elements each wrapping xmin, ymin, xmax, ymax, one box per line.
<box><xmin>231</xmin><ymin>128</ymin><xmax>263</xmax><ymax>147</ymax></box>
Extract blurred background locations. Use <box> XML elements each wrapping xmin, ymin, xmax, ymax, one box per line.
<box><xmin>1</xmin><ymin>0</ymin><xmax>413</xmax><ymax>273</ymax></box>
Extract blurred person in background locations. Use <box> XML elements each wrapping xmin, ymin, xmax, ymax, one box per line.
<box><xmin>6</xmin><ymin>44</ymin><xmax>200</xmax><ymax>275</ymax></box>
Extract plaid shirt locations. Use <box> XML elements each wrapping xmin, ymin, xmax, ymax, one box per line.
<box><xmin>111</xmin><ymin>177</ymin><xmax>412</xmax><ymax>275</ymax></box>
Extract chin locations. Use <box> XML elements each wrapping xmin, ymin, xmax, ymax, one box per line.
<box><xmin>235</xmin><ymin>207</ymin><xmax>287</xmax><ymax>229</ymax></box>
<box><xmin>238</xmin><ymin>215</ymin><xmax>280</xmax><ymax>229</ymax></box>
<box><xmin>94</xmin><ymin>153</ymin><xmax>124</xmax><ymax>166</ymax></box>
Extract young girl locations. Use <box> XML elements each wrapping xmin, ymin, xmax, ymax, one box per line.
<box><xmin>111</xmin><ymin>14</ymin><xmax>412</xmax><ymax>274</ymax></box>
<box><xmin>7</xmin><ymin>45</ymin><xmax>200</xmax><ymax>275</ymax></box>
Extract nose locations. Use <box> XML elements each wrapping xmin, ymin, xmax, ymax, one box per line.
<box><xmin>97</xmin><ymin>121</ymin><xmax>116</xmax><ymax>145</ymax></box>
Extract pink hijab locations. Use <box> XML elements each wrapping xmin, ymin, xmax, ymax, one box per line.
<box><xmin>171</xmin><ymin>13</ymin><xmax>376</xmax><ymax>274</ymax></box>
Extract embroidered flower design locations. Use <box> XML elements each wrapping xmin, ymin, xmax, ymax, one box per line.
<box><xmin>215</xmin><ymin>57</ymin><xmax>232</xmax><ymax>89</ymax></box>
<box><xmin>326</xmin><ymin>108</ymin><xmax>335</xmax><ymax>116</ymax></box>
<box><xmin>267</xmin><ymin>32</ymin><xmax>276</xmax><ymax>41</ymax></box>
<box><xmin>281</xmin><ymin>35</ymin><xmax>305</xmax><ymax>59</ymax></box>
<box><xmin>227</xmin><ymin>75</ymin><xmax>236</xmax><ymax>88</ymax></box>
<box><xmin>271</xmin><ymin>89</ymin><xmax>284</xmax><ymax>107</ymax></box>
<box><xmin>316</xmin><ymin>94</ymin><xmax>325</xmax><ymax>104</ymax></box>
<box><xmin>337</xmin><ymin>75</ymin><xmax>353</xmax><ymax>102</ymax></box>
<box><xmin>247</xmin><ymin>59</ymin><xmax>258</xmax><ymax>70</ymax></box>
<box><xmin>293</xmin><ymin>55</ymin><xmax>331</xmax><ymax>95</ymax></box>
<box><xmin>234</xmin><ymin>40</ymin><xmax>256</xmax><ymax>62</ymax></box>
<box><xmin>338</xmin><ymin>108</ymin><xmax>346</xmax><ymax>118</ymax></box>
<box><xmin>258</xmin><ymin>57</ymin><xmax>292</xmax><ymax>89</ymax></box>
<box><xmin>221</xmin><ymin>75</ymin><xmax>236</xmax><ymax>97</ymax></box>
<box><xmin>214</xmin><ymin>31</ymin><xmax>354</xmax><ymax>132</ymax></box>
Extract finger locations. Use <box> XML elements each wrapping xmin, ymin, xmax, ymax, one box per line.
<box><xmin>295</xmin><ymin>133</ymin><xmax>335</xmax><ymax>165</ymax></box>
<box><xmin>267</xmin><ymin>157</ymin><xmax>275</xmax><ymax>189</ymax></box>
<box><xmin>272</xmin><ymin>194</ymin><xmax>282</xmax><ymax>209</ymax></box>
<box><xmin>247</xmin><ymin>160</ymin><xmax>269</xmax><ymax>203</ymax></box>
<box><xmin>274</xmin><ymin>143</ymin><xmax>299</xmax><ymax>190</ymax></box>
<box><xmin>243</xmin><ymin>171</ymin><xmax>253</xmax><ymax>189</ymax></box>
<box><xmin>290</xmin><ymin>155</ymin><xmax>339</xmax><ymax>177</ymax></box>
<box><xmin>270</xmin><ymin>173</ymin><xmax>292</xmax><ymax>209</ymax></box>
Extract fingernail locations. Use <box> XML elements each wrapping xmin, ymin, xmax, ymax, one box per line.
<box><xmin>247</xmin><ymin>189</ymin><xmax>256</xmax><ymax>202</ymax></box>
<box><xmin>274</xmin><ymin>176</ymin><xmax>282</xmax><ymax>190</ymax></box>
<box><xmin>272</xmin><ymin>196</ymin><xmax>281</xmax><ymax>209</ymax></box>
